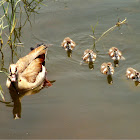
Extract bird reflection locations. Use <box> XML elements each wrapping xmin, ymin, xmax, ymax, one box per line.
<box><xmin>8</xmin><ymin>80</ymin><xmax>55</xmax><ymax>119</ymax></box>
<box><xmin>88</xmin><ymin>61</ymin><xmax>94</xmax><ymax>70</ymax></box>
<box><xmin>114</xmin><ymin>60</ymin><xmax>119</xmax><ymax>67</ymax></box>
<box><xmin>67</xmin><ymin>49</ymin><xmax>72</xmax><ymax>57</ymax></box>
<box><xmin>135</xmin><ymin>81</ymin><xmax>139</xmax><ymax>86</ymax></box>
<box><xmin>107</xmin><ymin>74</ymin><xmax>113</xmax><ymax>84</ymax></box>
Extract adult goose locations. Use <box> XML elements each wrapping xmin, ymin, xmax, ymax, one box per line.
<box><xmin>6</xmin><ymin>44</ymin><xmax>52</xmax><ymax>93</ymax></box>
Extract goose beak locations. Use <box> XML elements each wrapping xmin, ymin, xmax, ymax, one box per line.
<box><xmin>11</xmin><ymin>74</ymin><xmax>16</xmax><ymax>82</ymax></box>
<box><xmin>89</xmin><ymin>54</ymin><xmax>93</xmax><ymax>62</ymax></box>
<box><xmin>66</xmin><ymin>45</ymin><xmax>72</xmax><ymax>51</ymax></box>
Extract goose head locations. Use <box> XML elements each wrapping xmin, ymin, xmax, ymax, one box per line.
<box><xmin>88</xmin><ymin>52</ymin><xmax>94</xmax><ymax>62</ymax></box>
<box><xmin>66</xmin><ymin>41</ymin><xmax>72</xmax><ymax>51</ymax></box>
<box><xmin>107</xmin><ymin>62</ymin><xmax>114</xmax><ymax>75</ymax></box>
<box><xmin>113</xmin><ymin>48</ymin><xmax>119</xmax><ymax>60</ymax></box>
<box><xmin>133</xmin><ymin>72</ymin><xmax>140</xmax><ymax>82</ymax></box>
<box><xmin>9</xmin><ymin>64</ymin><xmax>18</xmax><ymax>82</ymax></box>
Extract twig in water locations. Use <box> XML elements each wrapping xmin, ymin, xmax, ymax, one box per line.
<box><xmin>90</xmin><ymin>18</ymin><xmax>127</xmax><ymax>45</ymax></box>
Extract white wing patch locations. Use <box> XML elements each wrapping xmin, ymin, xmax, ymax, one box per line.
<box><xmin>110</xmin><ymin>52</ymin><xmax>114</xmax><ymax>57</ymax></box>
<box><xmin>103</xmin><ymin>68</ymin><xmax>107</xmax><ymax>73</ymax></box>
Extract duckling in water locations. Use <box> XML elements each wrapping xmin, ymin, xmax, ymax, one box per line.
<box><xmin>81</xmin><ymin>49</ymin><xmax>96</xmax><ymax>69</ymax></box>
<box><xmin>126</xmin><ymin>67</ymin><xmax>140</xmax><ymax>86</ymax></box>
<box><xmin>108</xmin><ymin>47</ymin><xmax>125</xmax><ymax>67</ymax></box>
<box><xmin>101</xmin><ymin>62</ymin><xmax>114</xmax><ymax>84</ymax></box>
<box><xmin>61</xmin><ymin>37</ymin><xmax>76</xmax><ymax>57</ymax></box>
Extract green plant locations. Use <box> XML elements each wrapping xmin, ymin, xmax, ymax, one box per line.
<box><xmin>90</xmin><ymin>18</ymin><xmax>127</xmax><ymax>52</ymax></box>
<box><xmin>0</xmin><ymin>0</ymin><xmax>46</xmax><ymax>101</ymax></box>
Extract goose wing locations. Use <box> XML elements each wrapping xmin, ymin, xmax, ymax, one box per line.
<box><xmin>21</xmin><ymin>58</ymin><xmax>45</xmax><ymax>83</ymax></box>
<box><xmin>16</xmin><ymin>45</ymin><xmax>47</xmax><ymax>73</ymax></box>
<box><xmin>101</xmin><ymin>63</ymin><xmax>108</xmax><ymax>74</ymax></box>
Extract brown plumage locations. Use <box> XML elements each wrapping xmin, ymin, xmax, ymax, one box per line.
<box><xmin>82</xmin><ymin>49</ymin><xmax>96</xmax><ymax>63</ymax></box>
<box><xmin>61</xmin><ymin>37</ymin><xmax>76</xmax><ymax>51</ymax></box>
<box><xmin>6</xmin><ymin>44</ymin><xmax>52</xmax><ymax>92</ymax></box>
<box><xmin>21</xmin><ymin>58</ymin><xmax>44</xmax><ymax>83</ymax></box>
<box><xmin>108</xmin><ymin>47</ymin><xmax>125</xmax><ymax>61</ymax></box>
<box><xmin>16</xmin><ymin>45</ymin><xmax>47</xmax><ymax>73</ymax></box>
<box><xmin>126</xmin><ymin>67</ymin><xmax>140</xmax><ymax>81</ymax></box>
<box><xmin>100</xmin><ymin>62</ymin><xmax>114</xmax><ymax>75</ymax></box>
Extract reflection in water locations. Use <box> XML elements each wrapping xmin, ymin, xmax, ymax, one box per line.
<box><xmin>7</xmin><ymin>80</ymin><xmax>55</xmax><ymax>119</ymax></box>
<box><xmin>88</xmin><ymin>61</ymin><xmax>94</xmax><ymax>70</ymax></box>
<box><xmin>80</xmin><ymin>60</ymin><xmax>94</xmax><ymax>70</ymax></box>
<box><xmin>134</xmin><ymin>81</ymin><xmax>139</xmax><ymax>86</ymax></box>
<box><xmin>67</xmin><ymin>49</ymin><xmax>72</xmax><ymax>57</ymax></box>
<box><xmin>107</xmin><ymin>74</ymin><xmax>113</xmax><ymax>84</ymax></box>
<box><xmin>0</xmin><ymin>48</ymin><xmax>5</xmax><ymax>71</ymax></box>
<box><xmin>114</xmin><ymin>60</ymin><xmax>119</xmax><ymax>67</ymax></box>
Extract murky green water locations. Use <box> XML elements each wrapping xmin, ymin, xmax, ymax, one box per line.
<box><xmin>1</xmin><ymin>0</ymin><xmax>140</xmax><ymax>138</ymax></box>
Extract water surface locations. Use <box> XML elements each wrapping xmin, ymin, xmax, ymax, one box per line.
<box><xmin>0</xmin><ymin>0</ymin><xmax>140</xmax><ymax>139</ymax></box>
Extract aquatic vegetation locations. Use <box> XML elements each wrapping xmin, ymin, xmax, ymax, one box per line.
<box><xmin>80</xmin><ymin>18</ymin><xmax>127</xmax><ymax>70</ymax></box>
<box><xmin>0</xmin><ymin>85</ymin><xmax>5</xmax><ymax>101</ymax></box>
<box><xmin>1</xmin><ymin>0</ymin><xmax>46</xmax><ymax>49</ymax></box>
<box><xmin>90</xmin><ymin>18</ymin><xmax>127</xmax><ymax>52</ymax></box>
<box><xmin>0</xmin><ymin>0</ymin><xmax>46</xmax><ymax>101</ymax></box>
<box><xmin>0</xmin><ymin>70</ymin><xmax>9</xmax><ymax>101</ymax></box>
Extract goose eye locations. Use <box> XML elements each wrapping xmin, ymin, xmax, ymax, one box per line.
<box><xmin>15</xmin><ymin>67</ymin><xmax>17</xmax><ymax>72</ymax></box>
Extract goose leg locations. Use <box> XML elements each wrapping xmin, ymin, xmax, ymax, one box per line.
<box><xmin>43</xmin><ymin>72</ymin><xmax>52</xmax><ymax>87</ymax></box>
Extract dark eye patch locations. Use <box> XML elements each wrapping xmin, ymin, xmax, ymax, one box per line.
<box><xmin>15</xmin><ymin>67</ymin><xmax>17</xmax><ymax>72</ymax></box>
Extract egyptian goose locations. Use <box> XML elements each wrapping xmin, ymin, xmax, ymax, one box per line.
<box><xmin>61</xmin><ymin>37</ymin><xmax>76</xmax><ymax>51</ymax></box>
<box><xmin>82</xmin><ymin>49</ymin><xmax>97</xmax><ymax>63</ymax></box>
<box><xmin>6</xmin><ymin>44</ymin><xmax>52</xmax><ymax>92</ymax></box>
<box><xmin>100</xmin><ymin>62</ymin><xmax>114</xmax><ymax>75</ymax></box>
<box><xmin>126</xmin><ymin>67</ymin><xmax>140</xmax><ymax>82</ymax></box>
